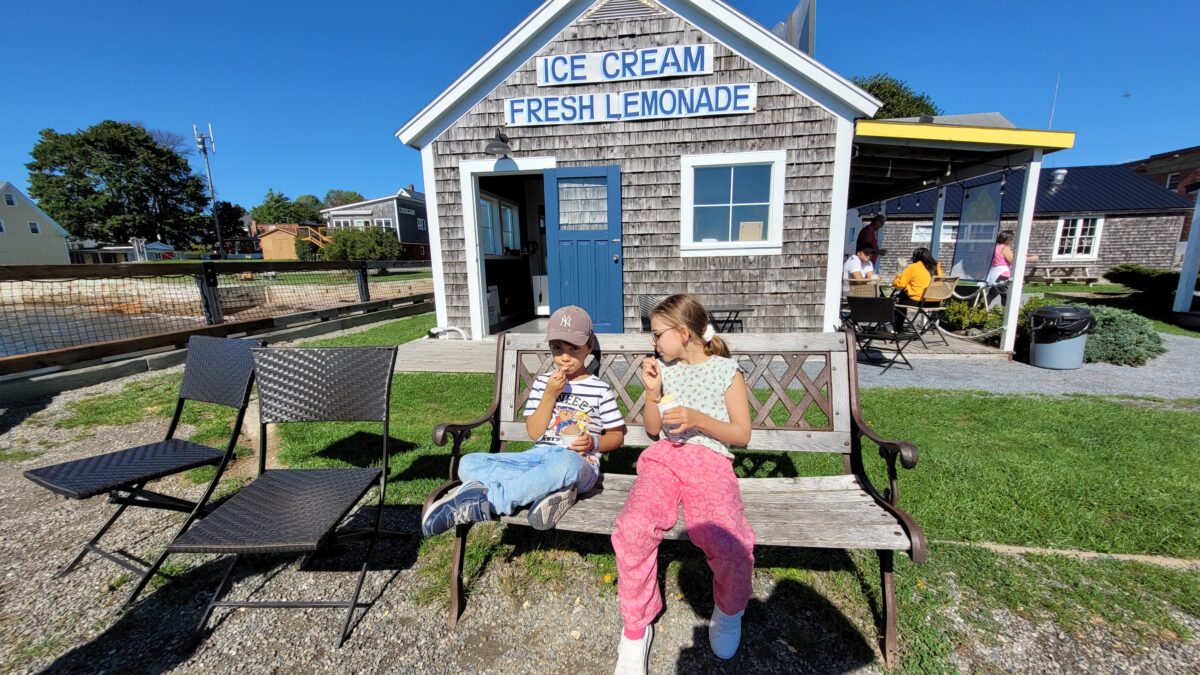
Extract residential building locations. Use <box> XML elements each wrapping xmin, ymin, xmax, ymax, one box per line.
<box><xmin>0</xmin><ymin>181</ymin><xmax>70</xmax><ymax>265</ymax></box>
<box><xmin>1126</xmin><ymin>144</ymin><xmax>1200</xmax><ymax>244</ymax></box>
<box><xmin>319</xmin><ymin>186</ymin><xmax>431</xmax><ymax>260</ymax></box>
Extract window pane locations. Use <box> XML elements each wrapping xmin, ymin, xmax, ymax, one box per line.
<box><xmin>693</xmin><ymin>206</ymin><xmax>731</xmax><ymax>242</ymax></box>
<box><xmin>732</xmin><ymin>164</ymin><xmax>772</xmax><ymax>203</ymax></box>
<box><xmin>913</xmin><ymin>225</ymin><xmax>932</xmax><ymax>242</ymax></box>
<box><xmin>478</xmin><ymin>198</ymin><xmax>498</xmax><ymax>255</ymax></box>
<box><xmin>559</xmin><ymin>177</ymin><xmax>608</xmax><ymax>231</ymax></box>
<box><xmin>731</xmin><ymin>204</ymin><xmax>768</xmax><ymax>241</ymax></box>
<box><xmin>694</xmin><ymin>166</ymin><xmax>731</xmax><ymax>205</ymax></box>
<box><xmin>1076</xmin><ymin>237</ymin><xmax>1094</xmax><ymax>255</ymax></box>
<box><xmin>500</xmin><ymin>204</ymin><xmax>518</xmax><ymax>249</ymax></box>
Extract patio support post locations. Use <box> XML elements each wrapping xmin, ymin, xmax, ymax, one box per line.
<box><xmin>930</xmin><ymin>186</ymin><xmax>947</xmax><ymax>260</ymax></box>
<box><xmin>1000</xmin><ymin>149</ymin><xmax>1043</xmax><ymax>352</ymax></box>
<box><xmin>1172</xmin><ymin>196</ymin><xmax>1200</xmax><ymax>312</ymax></box>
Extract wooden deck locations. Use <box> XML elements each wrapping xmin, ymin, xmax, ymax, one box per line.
<box><xmin>394</xmin><ymin>331</ymin><xmax>1007</xmax><ymax>374</ymax></box>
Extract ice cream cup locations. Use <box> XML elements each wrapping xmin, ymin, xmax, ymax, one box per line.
<box><xmin>657</xmin><ymin>394</ymin><xmax>681</xmax><ymax>432</ymax></box>
<box><xmin>558</xmin><ymin>426</ymin><xmax>583</xmax><ymax>448</ymax></box>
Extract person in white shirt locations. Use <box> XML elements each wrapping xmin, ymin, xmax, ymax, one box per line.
<box><xmin>842</xmin><ymin>245</ymin><xmax>877</xmax><ymax>293</ymax></box>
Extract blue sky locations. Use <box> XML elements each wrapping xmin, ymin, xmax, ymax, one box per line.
<box><xmin>1</xmin><ymin>0</ymin><xmax>1195</xmax><ymax>210</ymax></box>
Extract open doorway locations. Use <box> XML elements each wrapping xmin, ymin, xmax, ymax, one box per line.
<box><xmin>477</xmin><ymin>173</ymin><xmax>547</xmax><ymax>334</ymax></box>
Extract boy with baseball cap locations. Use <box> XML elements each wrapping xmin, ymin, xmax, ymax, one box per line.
<box><xmin>422</xmin><ymin>306</ymin><xmax>627</xmax><ymax>535</ymax></box>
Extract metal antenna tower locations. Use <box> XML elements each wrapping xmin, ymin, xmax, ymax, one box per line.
<box><xmin>193</xmin><ymin>123</ymin><xmax>223</xmax><ymax>256</ymax></box>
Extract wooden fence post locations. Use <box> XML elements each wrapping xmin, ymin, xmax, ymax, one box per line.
<box><xmin>197</xmin><ymin>262</ymin><xmax>224</xmax><ymax>325</ymax></box>
<box><xmin>355</xmin><ymin>261</ymin><xmax>370</xmax><ymax>303</ymax></box>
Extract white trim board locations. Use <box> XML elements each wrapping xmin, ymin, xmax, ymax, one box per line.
<box><xmin>822</xmin><ymin>116</ymin><xmax>855</xmax><ymax>331</ymax></box>
<box><xmin>421</xmin><ymin>144</ymin><xmax>450</xmax><ymax>329</ymax></box>
<box><xmin>396</xmin><ymin>0</ymin><xmax>878</xmax><ymax>148</ymax></box>
<box><xmin>458</xmin><ymin>156</ymin><xmax>557</xmax><ymax>340</ymax></box>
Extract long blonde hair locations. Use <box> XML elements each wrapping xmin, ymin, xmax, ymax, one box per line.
<box><xmin>651</xmin><ymin>294</ymin><xmax>730</xmax><ymax>358</ymax></box>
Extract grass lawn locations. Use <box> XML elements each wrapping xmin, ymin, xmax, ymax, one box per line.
<box><xmin>49</xmin><ymin>320</ymin><xmax>1200</xmax><ymax>671</ymax></box>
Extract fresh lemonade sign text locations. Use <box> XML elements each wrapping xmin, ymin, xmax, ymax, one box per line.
<box><xmin>506</xmin><ymin>44</ymin><xmax>757</xmax><ymax>127</ymax></box>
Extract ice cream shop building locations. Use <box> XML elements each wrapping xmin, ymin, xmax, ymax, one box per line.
<box><xmin>397</xmin><ymin>0</ymin><xmax>1074</xmax><ymax>347</ymax></box>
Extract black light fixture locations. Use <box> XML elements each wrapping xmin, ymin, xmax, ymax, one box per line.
<box><xmin>485</xmin><ymin>129</ymin><xmax>511</xmax><ymax>157</ymax></box>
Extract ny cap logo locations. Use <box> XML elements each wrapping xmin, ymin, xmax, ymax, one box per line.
<box><xmin>560</xmin><ymin>315</ymin><xmax>572</xmax><ymax>328</ymax></box>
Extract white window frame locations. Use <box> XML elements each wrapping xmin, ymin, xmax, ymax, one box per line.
<box><xmin>477</xmin><ymin>192</ymin><xmax>520</xmax><ymax>257</ymax></box>
<box><xmin>375</xmin><ymin>218</ymin><xmax>393</xmax><ymax>228</ymax></box>
<box><xmin>910</xmin><ymin>221</ymin><xmax>959</xmax><ymax>244</ymax></box>
<box><xmin>28</xmin><ymin>221</ymin><xmax>40</xmax><ymax>234</ymax></box>
<box><xmin>3</xmin><ymin>193</ymin><xmax>13</xmax><ymax>206</ymax></box>
<box><xmin>416</xmin><ymin>217</ymin><xmax>427</xmax><ymax>231</ymax></box>
<box><xmin>1052</xmin><ymin>215</ymin><xmax>1104</xmax><ymax>261</ymax></box>
<box><xmin>1166</xmin><ymin>173</ymin><xmax>1180</xmax><ymax>190</ymax></box>
<box><xmin>332</xmin><ymin>218</ymin><xmax>351</xmax><ymax>228</ymax></box>
<box><xmin>680</xmin><ymin>149</ymin><xmax>786</xmax><ymax>257</ymax></box>
<box><xmin>353</xmin><ymin>218</ymin><xmax>369</xmax><ymax>228</ymax></box>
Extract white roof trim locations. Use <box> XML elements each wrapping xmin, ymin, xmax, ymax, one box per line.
<box><xmin>396</xmin><ymin>0</ymin><xmax>879</xmax><ymax>149</ymax></box>
<box><xmin>0</xmin><ymin>181</ymin><xmax>71</xmax><ymax>237</ymax></box>
<box><xmin>319</xmin><ymin>191</ymin><xmax>424</xmax><ymax>214</ymax></box>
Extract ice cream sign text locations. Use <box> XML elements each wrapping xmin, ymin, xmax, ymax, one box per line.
<box><xmin>505</xmin><ymin>43</ymin><xmax>757</xmax><ymax>127</ymax></box>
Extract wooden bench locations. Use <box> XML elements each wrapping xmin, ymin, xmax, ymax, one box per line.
<box><xmin>425</xmin><ymin>331</ymin><xmax>926</xmax><ymax>666</ymax></box>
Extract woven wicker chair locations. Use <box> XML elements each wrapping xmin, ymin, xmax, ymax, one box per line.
<box><xmin>24</xmin><ymin>336</ymin><xmax>259</xmax><ymax>590</ymax></box>
<box><xmin>899</xmin><ymin>278</ymin><xmax>958</xmax><ymax>347</ymax></box>
<box><xmin>846</xmin><ymin>278</ymin><xmax>882</xmax><ymax>298</ymax></box>
<box><xmin>133</xmin><ymin>347</ymin><xmax>399</xmax><ymax>648</ymax></box>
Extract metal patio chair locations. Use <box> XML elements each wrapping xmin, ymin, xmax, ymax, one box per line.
<box><xmin>133</xmin><ymin>347</ymin><xmax>400</xmax><ymax>648</ymax></box>
<box><xmin>844</xmin><ymin>296</ymin><xmax>918</xmax><ymax>373</ymax></box>
<box><xmin>24</xmin><ymin>335</ymin><xmax>259</xmax><ymax>588</ymax></box>
<box><xmin>900</xmin><ymin>278</ymin><xmax>958</xmax><ymax>347</ymax></box>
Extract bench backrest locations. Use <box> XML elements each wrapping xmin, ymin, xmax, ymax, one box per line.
<box><xmin>495</xmin><ymin>332</ymin><xmax>855</xmax><ymax>455</ymax></box>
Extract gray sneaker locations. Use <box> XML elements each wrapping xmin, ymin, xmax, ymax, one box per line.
<box><xmin>527</xmin><ymin>485</ymin><xmax>578</xmax><ymax>530</ymax></box>
<box><xmin>421</xmin><ymin>481</ymin><xmax>492</xmax><ymax>536</ymax></box>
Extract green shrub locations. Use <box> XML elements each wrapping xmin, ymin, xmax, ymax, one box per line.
<box><xmin>940</xmin><ymin>299</ymin><xmax>1003</xmax><ymax>332</ymax></box>
<box><xmin>323</xmin><ymin>228</ymin><xmax>405</xmax><ymax>261</ymax></box>
<box><xmin>1083</xmin><ymin>305</ymin><xmax>1165</xmax><ymax>366</ymax></box>
<box><xmin>294</xmin><ymin>239</ymin><xmax>319</xmax><ymax>261</ymax></box>
<box><xmin>1106</xmin><ymin>264</ymin><xmax>1196</xmax><ymax>297</ymax></box>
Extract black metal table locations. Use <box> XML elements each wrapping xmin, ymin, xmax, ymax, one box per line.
<box><xmin>707</xmin><ymin>305</ymin><xmax>755</xmax><ymax>333</ymax></box>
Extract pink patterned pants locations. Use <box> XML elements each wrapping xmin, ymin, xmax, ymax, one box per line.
<box><xmin>611</xmin><ymin>439</ymin><xmax>756</xmax><ymax>631</ymax></box>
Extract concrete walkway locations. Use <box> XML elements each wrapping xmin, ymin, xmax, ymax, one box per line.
<box><xmin>397</xmin><ymin>334</ymin><xmax>1200</xmax><ymax>399</ymax></box>
<box><xmin>858</xmin><ymin>333</ymin><xmax>1200</xmax><ymax>399</ymax></box>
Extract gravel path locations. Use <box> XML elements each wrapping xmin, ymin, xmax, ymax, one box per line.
<box><xmin>859</xmin><ymin>334</ymin><xmax>1200</xmax><ymax>399</ymax></box>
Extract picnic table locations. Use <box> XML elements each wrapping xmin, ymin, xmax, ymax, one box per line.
<box><xmin>1024</xmin><ymin>263</ymin><xmax>1100</xmax><ymax>285</ymax></box>
<box><xmin>707</xmin><ymin>304</ymin><xmax>755</xmax><ymax>333</ymax></box>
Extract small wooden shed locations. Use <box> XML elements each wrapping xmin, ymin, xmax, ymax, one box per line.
<box><xmin>397</xmin><ymin>0</ymin><xmax>880</xmax><ymax>338</ymax></box>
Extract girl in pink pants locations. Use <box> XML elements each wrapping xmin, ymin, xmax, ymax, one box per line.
<box><xmin>611</xmin><ymin>294</ymin><xmax>754</xmax><ymax>674</ymax></box>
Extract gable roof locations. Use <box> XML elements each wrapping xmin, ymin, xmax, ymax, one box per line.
<box><xmin>855</xmin><ymin>165</ymin><xmax>1195</xmax><ymax>216</ymax></box>
<box><xmin>396</xmin><ymin>0</ymin><xmax>879</xmax><ymax>148</ymax></box>
<box><xmin>0</xmin><ymin>181</ymin><xmax>71</xmax><ymax>237</ymax></box>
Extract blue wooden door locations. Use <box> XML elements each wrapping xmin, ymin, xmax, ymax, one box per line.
<box><xmin>544</xmin><ymin>166</ymin><xmax>623</xmax><ymax>332</ymax></box>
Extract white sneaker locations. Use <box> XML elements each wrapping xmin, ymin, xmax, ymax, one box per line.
<box><xmin>709</xmin><ymin>606</ymin><xmax>743</xmax><ymax>659</ymax></box>
<box><xmin>613</xmin><ymin>624</ymin><xmax>653</xmax><ymax>675</ymax></box>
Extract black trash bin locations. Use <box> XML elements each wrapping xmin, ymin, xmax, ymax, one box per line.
<box><xmin>1029</xmin><ymin>305</ymin><xmax>1095</xmax><ymax>369</ymax></box>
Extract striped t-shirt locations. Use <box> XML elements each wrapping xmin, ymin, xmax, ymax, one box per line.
<box><xmin>524</xmin><ymin>373</ymin><xmax>624</xmax><ymax>470</ymax></box>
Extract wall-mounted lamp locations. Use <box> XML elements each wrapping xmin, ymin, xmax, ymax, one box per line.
<box><xmin>485</xmin><ymin>129</ymin><xmax>511</xmax><ymax>158</ymax></box>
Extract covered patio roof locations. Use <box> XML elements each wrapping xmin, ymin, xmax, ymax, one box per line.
<box><xmin>849</xmin><ymin>115</ymin><xmax>1075</xmax><ymax>207</ymax></box>
<box><xmin>845</xmin><ymin>114</ymin><xmax>1077</xmax><ymax>353</ymax></box>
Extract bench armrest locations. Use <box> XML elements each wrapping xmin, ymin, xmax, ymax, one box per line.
<box><xmin>853</xmin><ymin>408</ymin><xmax>918</xmax><ymax>470</ymax></box>
<box><xmin>432</xmin><ymin>404</ymin><xmax>498</xmax><ymax>448</ymax></box>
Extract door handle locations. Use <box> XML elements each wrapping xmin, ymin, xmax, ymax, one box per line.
<box><xmin>613</xmin><ymin>255</ymin><xmax>619</xmax><ymax>263</ymax></box>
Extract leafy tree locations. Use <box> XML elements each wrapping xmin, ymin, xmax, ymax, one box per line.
<box><xmin>213</xmin><ymin>200</ymin><xmax>247</xmax><ymax>240</ymax></box>
<box><xmin>294</xmin><ymin>239</ymin><xmax>320</xmax><ymax>261</ymax></box>
<box><xmin>323</xmin><ymin>189</ymin><xmax>366</xmax><ymax>208</ymax></box>
<box><xmin>26</xmin><ymin>120</ymin><xmax>209</xmax><ymax>244</ymax></box>
<box><xmin>323</xmin><ymin>228</ymin><xmax>404</xmax><ymax>261</ymax></box>
<box><xmin>250</xmin><ymin>189</ymin><xmax>323</xmax><ymax>224</ymax></box>
<box><xmin>293</xmin><ymin>194</ymin><xmax>324</xmax><ymax>224</ymax></box>
<box><xmin>851</xmin><ymin>74</ymin><xmax>942</xmax><ymax>120</ymax></box>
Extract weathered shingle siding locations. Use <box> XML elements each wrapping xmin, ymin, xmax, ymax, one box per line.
<box><xmin>875</xmin><ymin>213</ymin><xmax>1182</xmax><ymax>278</ymax></box>
<box><xmin>431</xmin><ymin>14</ymin><xmax>839</xmax><ymax>335</ymax></box>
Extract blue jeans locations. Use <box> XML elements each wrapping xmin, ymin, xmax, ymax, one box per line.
<box><xmin>458</xmin><ymin>443</ymin><xmax>598</xmax><ymax>516</ymax></box>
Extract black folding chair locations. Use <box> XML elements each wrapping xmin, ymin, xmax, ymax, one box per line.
<box><xmin>139</xmin><ymin>347</ymin><xmax>400</xmax><ymax>648</ymax></box>
<box><xmin>24</xmin><ymin>336</ymin><xmax>259</xmax><ymax>588</ymax></box>
<box><xmin>844</xmin><ymin>296</ymin><xmax>918</xmax><ymax>373</ymax></box>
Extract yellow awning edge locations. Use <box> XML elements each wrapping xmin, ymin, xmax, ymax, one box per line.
<box><xmin>856</xmin><ymin>120</ymin><xmax>1076</xmax><ymax>150</ymax></box>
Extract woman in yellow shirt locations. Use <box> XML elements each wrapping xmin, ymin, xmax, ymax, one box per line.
<box><xmin>892</xmin><ymin>248</ymin><xmax>943</xmax><ymax>331</ymax></box>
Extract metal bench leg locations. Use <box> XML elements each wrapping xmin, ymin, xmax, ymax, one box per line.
<box><xmin>449</xmin><ymin>522</ymin><xmax>473</xmax><ymax>628</ymax></box>
<box><xmin>56</xmin><ymin>484</ymin><xmax>145</xmax><ymax>578</ymax></box>
<box><xmin>878</xmin><ymin>550</ymin><xmax>898</xmax><ymax>668</ymax></box>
